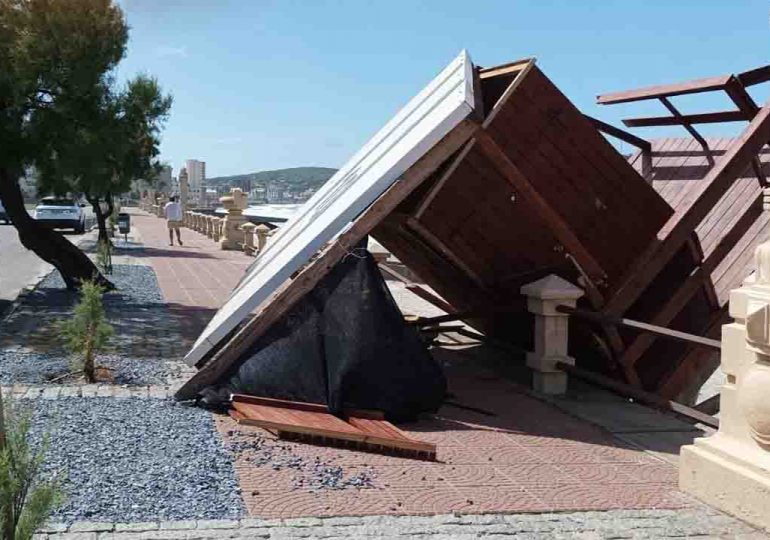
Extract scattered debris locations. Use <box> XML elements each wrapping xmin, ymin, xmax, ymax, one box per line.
<box><xmin>225</xmin><ymin>429</ymin><xmax>377</xmax><ymax>492</ymax></box>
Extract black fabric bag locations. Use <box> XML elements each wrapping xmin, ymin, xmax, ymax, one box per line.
<box><xmin>199</xmin><ymin>246</ymin><xmax>446</xmax><ymax>421</ymax></box>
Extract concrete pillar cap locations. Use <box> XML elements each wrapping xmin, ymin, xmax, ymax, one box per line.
<box><xmin>520</xmin><ymin>274</ymin><xmax>584</xmax><ymax>300</ymax></box>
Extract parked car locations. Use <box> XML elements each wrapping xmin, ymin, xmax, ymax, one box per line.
<box><xmin>34</xmin><ymin>197</ymin><xmax>86</xmax><ymax>233</ymax></box>
<box><xmin>0</xmin><ymin>200</ymin><xmax>8</xmax><ymax>224</ymax></box>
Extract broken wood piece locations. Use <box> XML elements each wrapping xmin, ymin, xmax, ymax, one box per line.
<box><xmin>229</xmin><ymin>394</ymin><xmax>437</xmax><ymax>460</ymax></box>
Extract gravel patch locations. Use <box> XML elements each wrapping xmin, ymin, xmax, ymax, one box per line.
<box><xmin>226</xmin><ymin>430</ymin><xmax>376</xmax><ymax>492</ymax></box>
<box><xmin>0</xmin><ymin>350</ymin><xmax>182</xmax><ymax>385</ymax></box>
<box><xmin>38</xmin><ymin>264</ymin><xmax>165</xmax><ymax>307</ymax></box>
<box><xmin>0</xmin><ymin>264</ymin><xmax>184</xmax><ymax>385</ymax></box>
<box><xmin>28</xmin><ymin>398</ymin><xmax>244</xmax><ymax>523</ymax></box>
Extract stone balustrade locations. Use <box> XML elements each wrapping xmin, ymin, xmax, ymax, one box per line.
<box><xmin>255</xmin><ymin>224</ymin><xmax>272</xmax><ymax>253</ymax></box>
<box><xmin>679</xmin><ymin>191</ymin><xmax>770</xmax><ymax>531</ymax></box>
<box><xmin>241</xmin><ymin>222</ymin><xmax>257</xmax><ymax>255</ymax></box>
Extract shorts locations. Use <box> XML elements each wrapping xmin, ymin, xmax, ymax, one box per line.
<box><xmin>167</xmin><ymin>220</ymin><xmax>182</xmax><ymax>230</ymax></box>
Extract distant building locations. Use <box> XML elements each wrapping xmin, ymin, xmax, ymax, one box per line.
<box><xmin>185</xmin><ymin>159</ymin><xmax>206</xmax><ymax>205</ymax></box>
<box><xmin>266</xmin><ymin>182</ymin><xmax>281</xmax><ymax>203</ymax></box>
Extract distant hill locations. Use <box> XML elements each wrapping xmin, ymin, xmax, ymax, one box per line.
<box><xmin>206</xmin><ymin>167</ymin><xmax>337</xmax><ymax>192</ymax></box>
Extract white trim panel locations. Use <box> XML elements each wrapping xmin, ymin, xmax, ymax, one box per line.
<box><xmin>184</xmin><ymin>50</ymin><xmax>476</xmax><ymax>366</ymax></box>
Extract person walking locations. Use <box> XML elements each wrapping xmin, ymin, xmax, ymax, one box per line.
<box><xmin>164</xmin><ymin>195</ymin><xmax>184</xmax><ymax>246</ymax></box>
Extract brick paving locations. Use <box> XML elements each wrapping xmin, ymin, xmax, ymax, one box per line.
<box><xmin>128</xmin><ymin>209</ymin><xmax>253</xmax><ymax>344</ymax></box>
<box><xmin>127</xmin><ymin>208</ymin><xmax>766</xmax><ymax>535</ymax></box>
<box><xmin>217</xmin><ymin>359</ymin><xmax>689</xmax><ymax>520</ymax></box>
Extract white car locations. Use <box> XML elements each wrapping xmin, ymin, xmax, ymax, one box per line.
<box><xmin>34</xmin><ymin>197</ymin><xmax>86</xmax><ymax>234</ymax></box>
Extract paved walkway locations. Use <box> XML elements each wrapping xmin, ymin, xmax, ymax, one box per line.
<box><xmin>128</xmin><ymin>208</ymin><xmax>766</xmax><ymax>536</ymax></box>
<box><xmin>128</xmin><ymin>208</ymin><xmax>253</xmax><ymax>344</ymax></box>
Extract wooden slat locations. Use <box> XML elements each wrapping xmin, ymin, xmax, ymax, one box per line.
<box><xmin>176</xmin><ymin>119</ymin><xmax>479</xmax><ymax>401</ymax></box>
<box><xmin>623</xmin><ymin>110</ymin><xmax>747</xmax><ymax>127</ymax></box>
<box><xmin>597</xmin><ymin>74</ymin><xmax>731</xmax><ymax>105</ymax></box>
<box><xmin>232</xmin><ymin>393</ymin><xmax>386</xmax><ymax>419</ymax></box>
<box><xmin>231</xmin><ymin>396</ymin><xmax>436</xmax><ymax>455</ymax></box>
<box><xmin>604</xmin><ymin>104</ymin><xmax>770</xmax><ymax>317</ymax></box>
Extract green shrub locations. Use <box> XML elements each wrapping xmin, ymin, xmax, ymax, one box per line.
<box><xmin>60</xmin><ymin>280</ymin><xmax>113</xmax><ymax>383</ymax></box>
<box><xmin>0</xmin><ymin>389</ymin><xmax>61</xmax><ymax>540</ymax></box>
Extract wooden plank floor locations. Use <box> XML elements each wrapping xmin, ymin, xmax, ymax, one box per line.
<box><xmin>637</xmin><ymin>137</ymin><xmax>770</xmax><ymax>305</ymax></box>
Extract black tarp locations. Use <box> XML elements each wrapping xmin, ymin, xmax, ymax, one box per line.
<box><xmin>199</xmin><ymin>245</ymin><xmax>446</xmax><ymax>421</ymax></box>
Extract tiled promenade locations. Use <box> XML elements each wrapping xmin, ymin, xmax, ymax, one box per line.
<box><xmin>128</xmin><ymin>208</ymin><xmax>764</xmax><ymax>535</ymax></box>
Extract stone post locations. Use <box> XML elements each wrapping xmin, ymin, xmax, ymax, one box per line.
<box><xmin>520</xmin><ymin>274</ymin><xmax>584</xmax><ymax>395</ymax></box>
<box><xmin>180</xmin><ymin>174</ymin><xmax>189</xmax><ymax>210</ymax></box>
<box><xmin>219</xmin><ymin>188</ymin><xmax>249</xmax><ymax>250</ymax></box>
<box><xmin>680</xmin><ymin>189</ymin><xmax>770</xmax><ymax>531</ymax></box>
<box><xmin>194</xmin><ymin>213</ymin><xmax>202</xmax><ymax>232</ymax></box>
<box><xmin>206</xmin><ymin>216</ymin><xmax>214</xmax><ymax>239</ymax></box>
<box><xmin>241</xmin><ymin>222</ymin><xmax>257</xmax><ymax>255</ymax></box>
<box><xmin>255</xmin><ymin>224</ymin><xmax>272</xmax><ymax>253</ymax></box>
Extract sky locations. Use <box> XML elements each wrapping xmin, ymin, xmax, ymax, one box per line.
<box><xmin>115</xmin><ymin>0</ymin><xmax>770</xmax><ymax>178</ymax></box>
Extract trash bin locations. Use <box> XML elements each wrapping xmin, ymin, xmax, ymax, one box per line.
<box><xmin>117</xmin><ymin>213</ymin><xmax>130</xmax><ymax>241</ymax></box>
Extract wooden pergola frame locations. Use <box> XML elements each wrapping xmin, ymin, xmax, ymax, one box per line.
<box><xmin>592</xmin><ymin>65</ymin><xmax>770</xmax><ymax>399</ymax></box>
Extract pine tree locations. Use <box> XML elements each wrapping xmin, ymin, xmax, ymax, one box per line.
<box><xmin>60</xmin><ymin>281</ymin><xmax>114</xmax><ymax>383</ymax></box>
<box><xmin>0</xmin><ymin>388</ymin><xmax>61</xmax><ymax>540</ymax></box>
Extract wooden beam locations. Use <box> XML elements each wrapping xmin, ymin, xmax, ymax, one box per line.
<box><xmin>659</xmin><ymin>97</ymin><xmax>714</xmax><ymax>165</ymax></box>
<box><xmin>694</xmin><ymin>393</ymin><xmax>720</xmax><ymax>415</ymax></box>
<box><xmin>616</xmin><ymin>192</ymin><xmax>763</xmax><ymax>369</ymax></box>
<box><xmin>597</xmin><ymin>74</ymin><xmax>732</xmax><ymax>105</ymax></box>
<box><xmin>724</xmin><ymin>78</ymin><xmax>759</xmax><ymax>117</ymax></box>
<box><xmin>603</xmin><ymin>103</ymin><xmax>770</xmax><ymax>318</ymax></box>
<box><xmin>623</xmin><ymin>110</ymin><xmax>747</xmax><ymax>127</ymax></box>
<box><xmin>556</xmin><ymin>361</ymin><xmax>719</xmax><ymax>429</ymax></box>
<box><xmin>752</xmin><ymin>157</ymin><xmax>768</xmax><ymax>187</ymax></box>
<box><xmin>585</xmin><ymin>115</ymin><xmax>651</xmax><ymax>152</ymax></box>
<box><xmin>475</xmin><ymin>130</ymin><xmax>608</xmax><ymax>283</ymax></box>
<box><xmin>738</xmin><ymin>64</ymin><xmax>770</xmax><ymax>87</ymax></box>
<box><xmin>175</xmin><ymin>119</ymin><xmax>479</xmax><ymax>401</ymax></box>
<box><xmin>658</xmin><ymin>307</ymin><xmax>729</xmax><ymax>400</ymax></box>
<box><xmin>558</xmin><ymin>305</ymin><xmax>721</xmax><ymax>350</ymax></box>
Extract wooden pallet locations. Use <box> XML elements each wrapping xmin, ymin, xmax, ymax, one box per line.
<box><xmin>229</xmin><ymin>394</ymin><xmax>437</xmax><ymax>461</ymax></box>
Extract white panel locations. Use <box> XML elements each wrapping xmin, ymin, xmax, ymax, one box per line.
<box><xmin>184</xmin><ymin>50</ymin><xmax>475</xmax><ymax>366</ymax></box>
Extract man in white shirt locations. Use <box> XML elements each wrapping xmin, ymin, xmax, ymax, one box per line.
<box><xmin>164</xmin><ymin>195</ymin><xmax>184</xmax><ymax>246</ymax></box>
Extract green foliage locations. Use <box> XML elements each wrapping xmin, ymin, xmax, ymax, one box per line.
<box><xmin>206</xmin><ymin>167</ymin><xmax>338</xmax><ymax>193</ymax></box>
<box><xmin>0</xmin><ymin>0</ymin><xmax>128</xmax><ymax>174</ymax></box>
<box><xmin>60</xmin><ymin>280</ymin><xmax>113</xmax><ymax>383</ymax></box>
<box><xmin>96</xmin><ymin>239</ymin><xmax>112</xmax><ymax>275</ymax></box>
<box><xmin>0</xmin><ymin>392</ymin><xmax>61</xmax><ymax>540</ymax></box>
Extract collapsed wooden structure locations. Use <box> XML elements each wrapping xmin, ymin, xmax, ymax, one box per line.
<box><xmin>177</xmin><ymin>53</ymin><xmax>770</xmax><ymax>409</ymax></box>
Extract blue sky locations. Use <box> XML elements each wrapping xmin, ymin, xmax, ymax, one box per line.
<box><xmin>116</xmin><ymin>0</ymin><xmax>770</xmax><ymax>178</ymax></box>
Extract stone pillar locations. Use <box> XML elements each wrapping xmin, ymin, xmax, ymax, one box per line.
<box><xmin>680</xmin><ymin>192</ymin><xmax>770</xmax><ymax>531</ymax></box>
<box><xmin>180</xmin><ymin>174</ymin><xmax>189</xmax><ymax>210</ymax></box>
<box><xmin>206</xmin><ymin>216</ymin><xmax>214</xmax><ymax>239</ymax></box>
<box><xmin>219</xmin><ymin>188</ymin><xmax>249</xmax><ymax>250</ymax></box>
<box><xmin>520</xmin><ymin>274</ymin><xmax>584</xmax><ymax>395</ymax></box>
<box><xmin>255</xmin><ymin>224</ymin><xmax>272</xmax><ymax>253</ymax></box>
<box><xmin>241</xmin><ymin>222</ymin><xmax>257</xmax><ymax>254</ymax></box>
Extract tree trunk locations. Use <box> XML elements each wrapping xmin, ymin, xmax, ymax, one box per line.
<box><xmin>88</xmin><ymin>195</ymin><xmax>109</xmax><ymax>245</ymax></box>
<box><xmin>83</xmin><ymin>330</ymin><xmax>95</xmax><ymax>384</ymax></box>
<box><xmin>0</xmin><ymin>167</ymin><xmax>114</xmax><ymax>291</ymax></box>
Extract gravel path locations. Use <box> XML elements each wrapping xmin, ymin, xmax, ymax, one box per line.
<box><xmin>0</xmin><ymin>265</ymin><xmax>184</xmax><ymax>385</ymax></box>
<box><xmin>29</xmin><ymin>398</ymin><xmax>244</xmax><ymax>524</ymax></box>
